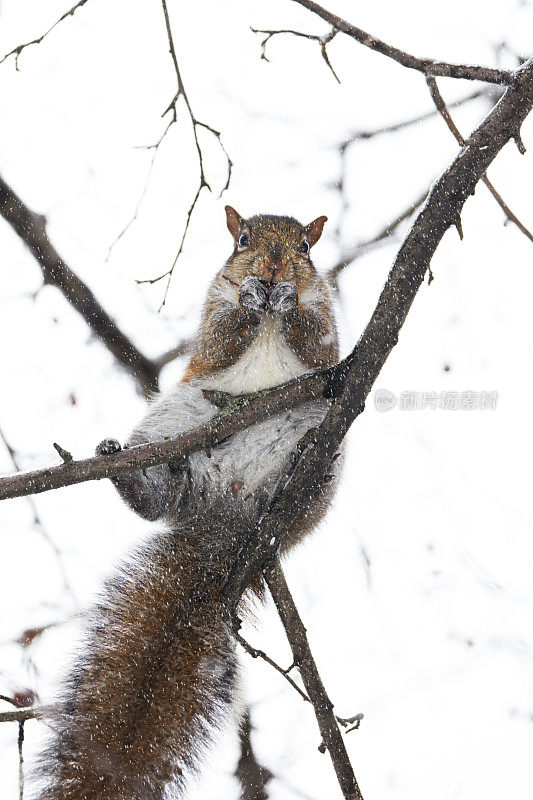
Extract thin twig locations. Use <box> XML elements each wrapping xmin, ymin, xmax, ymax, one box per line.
<box><xmin>0</xmin><ymin>426</ymin><xmax>73</xmax><ymax>597</ymax></box>
<box><xmin>236</xmin><ymin>626</ymin><xmax>362</xmax><ymax>732</ymax></box>
<box><xmin>18</xmin><ymin>722</ymin><xmax>25</xmax><ymax>800</ymax></box>
<box><xmin>288</xmin><ymin>0</ymin><xmax>512</xmax><ymax>84</ymax></box>
<box><xmin>425</xmin><ymin>76</ymin><xmax>533</xmax><ymax>244</ymax></box>
<box><xmin>328</xmin><ymin>187</ymin><xmax>429</xmax><ymax>284</ymax></box>
<box><xmin>0</xmin><ymin>0</ymin><xmax>90</xmax><ymax>69</ymax></box>
<box><xmin>53</xmin><ymin>442</ymin><xmax>73</xmax><ymax>464</ymax></box>
<box><xmin>339</xmin><ymin>89</ymin><xmax>486</xmax><ymax>147</ymax></box>
<box><xmin>330</xmin><ymin>91</ymin><xmax>486</xmax><ymax>278</ymax></box>
<box><xmin>235</xmin><ymin>628</ymin><xmax>310</xmax><ymax>703</ymax></box>
<box><xmin>154</xmin><ymin>338</ymin><xmax>192</xmax><ymax>369</ymax></box>
<box><xmin>251</xmin><ymin>26</ymin><xmax>340</xmax><ymax>83</ymax></box>
<box><xmin>137</xmin><ymin>0</ymin><xmax>232</xmax><ymax>308</ymax></box>
<box><xmin>105</xmin><ymin>140</ymin><xmax>166</xmax><ymax>262</ymax></box>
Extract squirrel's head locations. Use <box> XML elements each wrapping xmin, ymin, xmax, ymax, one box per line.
<box><xmin>224</xmin><ymin>206</ymin><xmax>327</xmax><ymax>288</ymax></box>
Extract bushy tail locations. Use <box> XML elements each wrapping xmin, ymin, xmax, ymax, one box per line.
<box><xmin>35</xmin><ymin>524</ymin><xmax>240</xmax><ymax>800</ymax></box>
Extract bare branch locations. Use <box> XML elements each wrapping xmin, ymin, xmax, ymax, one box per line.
<box><xmin>53</xmin><ymin>443</ymin><xmax>73</xmax><ymax>464</ymax></box>
<box><xmin>0</xmin><ymin>425</ymin><xmax>73</xmax><ymax>597</ymax></box>
<box><xmin>265</xmin><ymin>563</ymin><xmax>362</xmax><ymax>800</ymax></box>
<box><xmin>235</xmin><ymin>709</ymin><xmax>273</xmax><ymax>800</ymax></box>
<box><xmin>2</xmin><ymin>58</ymin><xmax>533</xmax><ymax>510</ymax></box>
<box><xmin>0</xmin><ymin>174</ymin><xmax>158</xmax><ymax>396</ymax></box>
<box><xmin>329</xmin><ymin>93</ymin><xmax>488</xmax><ymax>282</ymax></box>
<box><xmin>154</xmin><ymin>338</ymin><xmax>192</xmax><ymax>369</ymax></box>
<box><xmin>0</xmin><ymin>370</ymin><xmax>329</xmax><ymax>501</ymax></box>
<box><xmin>0</xmin><ymin>0</ymin><xmax>90</xmax><ymax>69</ymax></box>
<box><xmin>0</xmin><ymin>705</ymin><xmax>53</xmax><ymax>724</ymax></box>
<box><xmin>328</xmin><ymin>186</ymin><xmax>429</xmax><ymax>284</ymax></box>
<box><xmin>339</xmin><ymin>89</ymin><xmax>487</xmax><ymax>147</ymax></box>
<box><xmin>137</xmin><ymin>0</ymin><xmax>233</xmax><ymax>308</ymax></box>
<box><xmin>0</xmin><ymin>174</ymin><xmax>188</xmax><ymax>397</ymax></box>
<box><xmin>105</xmin><ymin>142</ymin><xmax>165</xmax><ymax>262</ymax></box>
<box><xmin>425</xmin><ymin>76</ymin><xmax>533</xmax><ymax>244</ymax></box>
<box><xmin>288</xmin><ymin>0</ymin><xmax>512</xmax><ymax>84</ymax></box>
<box><xmin>251</xmin><ymin>26</ymin><xmax>340</xmax><ymax>83</ymax></box>
<box><xmin>18</xmin><ymin>722</ymin><xmax>25</xmax><ymax>800</ymax></box>
<box><xmin>221</xmin><ymin>56</ymin><xmax>533</xmax><ymax>612</ymax></box>
<box><xmin>236</xmin><ymin>624</ymin><xmax>363</xmax><ymax>734</ymax></box>
<box><xmin>235</xmin><ymin>628</ymin><xmax>310</xmax><ymax>703</ymax></box>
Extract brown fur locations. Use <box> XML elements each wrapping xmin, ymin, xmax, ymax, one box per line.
<box><xmin>36</xmin><ymin>210</ymin><xmax>340</xmax><ymax>800</ymax></box>
<box><xmin>38</xmin><ymin>521</ymin><xmax>242</xmax><ymax>800</ymax></box>
<box><xmin>184</xmin><ymin>213</ymin><xmax>338</xmax><ymax>381</ymax></box>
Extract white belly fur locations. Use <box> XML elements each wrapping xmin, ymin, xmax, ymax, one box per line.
<box><xmin>134</xmin><ymin>316</ymin><xmax>326</xmax><ymax>501</ymax></box>
<box><xmin>202</xmin><ymin>315</ymin><xmax>308</xmax><ymax>394</ymax></box>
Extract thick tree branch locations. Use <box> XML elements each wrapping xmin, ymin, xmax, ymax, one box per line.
<box><xmin>221</xmin><ymin>55</ymin><xmax>533</xmax><ymax>607</ymax></box>
<box><xmin>1</xmin><ymin>53</ymin><xmax>532</xmax><ymax>800</ymax></box>
<box><xmin>1</xmin><ymin>58</ymin><xmax>532</xmax><ymax>505</ymax></box>
<box><xmin>216</xmin><ymin>56</ymin><xmax>533</xmax><ymax>800</ymax></box>
<box><xmin>0</xmin><ymin>371</ymin><xmax>329</xmax><ymax>500</ymax></box>
<box><xmin>0</xmin><ymin>175</ymin><xmax>188</xmax><ymax>397</ymax></box>
<box><xmin>289</xmin><ymin>0</ymin><xmax>512</xmax><ymax>84</ymax></box>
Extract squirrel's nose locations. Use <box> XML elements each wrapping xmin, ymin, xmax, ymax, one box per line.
<box><xmin>264</xmin><ymin>257</ymin><xmax>287</xmax><ymax>278</ymax></box>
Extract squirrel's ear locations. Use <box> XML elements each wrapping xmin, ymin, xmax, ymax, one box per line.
<box><xmin>305</xmin><ymin>215</ymin><xmax>328</xmax><ymax>247</ymax></box>
<box><xmin>225</xmin><ymin>206</ymin><xmax>243</xmax><ymax>239</ymax></box>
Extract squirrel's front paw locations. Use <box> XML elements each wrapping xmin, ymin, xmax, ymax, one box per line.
<box><xmin>268</xmin><ymin>282</ymin><xmax>298</xmax><ymax>314</ymax></box>
<box><xmin>96</xmin><ymin>438</ymin><xmax>122</xmax><ymax>457</ymax></box>
<box><xmin>239</xmin><ymin>276</ymin><xmax>269</xmax><ymax>315</ymax></box>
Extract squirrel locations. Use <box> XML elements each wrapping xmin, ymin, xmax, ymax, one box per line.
<box><xmin>35</xmin><ymin>206</ymin><xmax>340</xmax><ymax>800</ymax></box>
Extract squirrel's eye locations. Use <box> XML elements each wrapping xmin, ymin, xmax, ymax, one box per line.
<box><xmin>238</xmin><ymin>232</ymin><xmax>249</xmax><ymax>248</ymax></box>
<box><xmin>299</xmin><ymin>239</ymin><xmax>310</xmax><ymax>255</ymax></box>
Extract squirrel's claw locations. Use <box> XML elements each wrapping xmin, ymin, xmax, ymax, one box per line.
<box><xmin>239</xmin><ymin>275</ymin><xmax>269</xmax><ymax>315</ymax></box>
<box><xmin>96</xmin><ymin>438</ymin><xmax>122</xmax><ymax>457</ymax></box>
<box><xmin>268</xmin><ymin>281</ymin><xmax>298</xmax><ymax>314</ymax></box>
